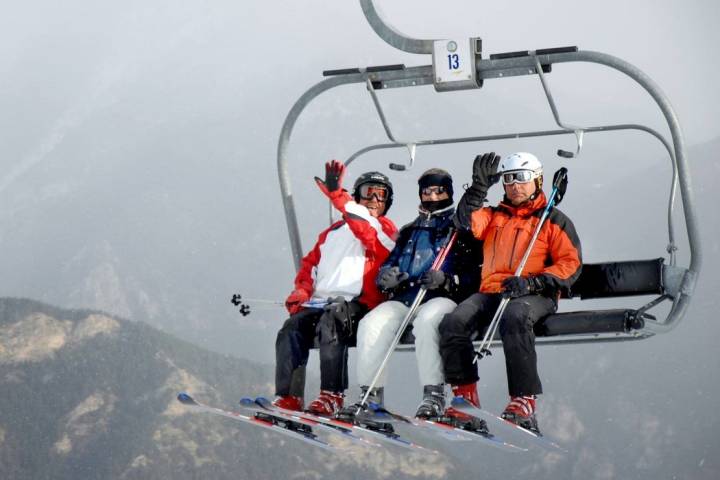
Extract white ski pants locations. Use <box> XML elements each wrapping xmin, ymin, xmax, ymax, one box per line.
<box><xmin>356</xmin><ymin>297</ymin><xmax>457</xmax><ymax>387</ymax></box>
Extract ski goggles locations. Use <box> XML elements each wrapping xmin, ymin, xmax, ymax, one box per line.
<box><xmin>501</xmin><ymin>170</ymin><xmax>539</xmax><ymax>185</ymax></box>
<box><xmin>420</xmin><ymin>186</ymin><xmax>448</xmax><ymax>196</ymax></box>
<box><xmin>358</xmin><ymin>184</ymin><xmax>389</xmax><ymax>201</ymax></box>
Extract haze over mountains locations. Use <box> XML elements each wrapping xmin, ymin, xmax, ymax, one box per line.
<box><xmin>0</xmin><ymin>298</ymin><xmax>458</xmax><ymax>480</ymax></box>
<box><xmin>1</xmin><ymin>0</ymin><xmax>718</xmax><ymax>478</ymax></box>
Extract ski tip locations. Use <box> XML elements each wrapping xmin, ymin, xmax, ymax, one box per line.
<box><xmin>239</xmin><ymin>397</ymin><xmax>256</xmax><ymax>407</ymax></box>
<box><xmin>255</xmin><ymin>396</ymin><xmax>271</xmax><ymax>405</ymax></box>
<box><xmin>177</xmin><ymin>392</ymin><xmax>196</xmax><ymax>405</ymax></box>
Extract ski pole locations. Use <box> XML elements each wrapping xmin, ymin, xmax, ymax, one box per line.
<box><xmin>231</xmin><ymin>293</ymin><xmax>284</xmax><ymax>306</ymax></box>
<box><xmin>358</xmin><ymin>229</ymin><xmax>458</xmax><ymax>412</ymax></box>
<box><xmin>241</xmin><ymin>298</ymin><xmax>284</xmax><ymax>305</ymax></box>
<box><xmin>231</xmin><ymin>294</ymin><xmax>285</xmax><ymax>316</ymax></box>
<box><xmin>473</xmin><ymin>168</ymin><xmax>568</xmax><ymax>363</ymax></box>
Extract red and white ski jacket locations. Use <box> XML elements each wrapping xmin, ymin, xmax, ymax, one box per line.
<box><xmin>293</xmin><ymin>190</ymin><xmax>398</xmax><ymax>309</ymax></box>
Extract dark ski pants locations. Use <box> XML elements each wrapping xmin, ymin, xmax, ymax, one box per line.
<box><xmin>439</xmin><ymin>292</ymin><xmax>556</xmax><ymax>397</ymax></box>
<box><xmin>275</xmin><ymin>301</ymin><xmax>367</xmax><ymax>397</ymax></box>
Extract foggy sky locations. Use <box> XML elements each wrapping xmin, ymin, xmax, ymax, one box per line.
<box><xmin>0</xmin><ymin>1</ymin><xmax>719</xmax><ymax>478</ymax></box>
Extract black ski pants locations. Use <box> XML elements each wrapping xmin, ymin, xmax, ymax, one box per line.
<box><xmin>439</xmin><ymin>292</ymin><xmax>556</xmax><ymax>397</ymax></box>
<box><xmin>275</xmin><ymin>301</ymin><xmax>367</xmax><ymax>397</ymax></box>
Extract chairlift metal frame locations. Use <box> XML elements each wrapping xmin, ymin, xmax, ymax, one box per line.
<box><xmin>276</xmin><ymin>0</ymin><xmax>701</xmax><ymax>348</ymax></box>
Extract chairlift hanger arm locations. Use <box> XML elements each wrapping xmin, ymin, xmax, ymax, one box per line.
<box><xmin>360</xmin><ymin>0</ymin><xmax>434</xmax><ymax>54</ymax></box>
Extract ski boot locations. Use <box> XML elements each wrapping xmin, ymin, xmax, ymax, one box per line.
<box><xmin>271</xmin><ymin>395</ymin><xmax>303</xmax><ymax>412</ymax></box>
<box><xmin>336</xmin><ymin>386</ymin><xmax>384</xmax><ymax>422</ymax></box>
<box><xmin>414</xmin><ymin>384</ymin><xmax>446</xmax><ymax>419</ymax></box>
<box><xmin>501</xmin><ymin>396</ymin><xmax>540</xmax><ymax>435</ymax></box>
<box><xmin>335</xmin><ymin>402</ymin><xmax>365</xmax><ymax>424</ymax></box>
<box><xmin>306</xmin><ymin>390</ymin><xmax>344</xmax><ymax>416</ymax></box>
<box><xmin>336</xmin><ymin>387</ymin><xmax>394</xmax><ymax>433</ymax></box>
<box><xmin>443</xmin><ymin>382</ymin><xmax>488</xmax><ymax>434</ymax></box>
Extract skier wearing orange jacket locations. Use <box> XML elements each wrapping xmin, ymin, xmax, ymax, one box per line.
<box><xmin>273</xmin><ymin>160</ymin><xmax>398</xmax><ymax>415</ymax></box>
<box><xmin>438</xmin><ymin>152</ymin><xmax>582</xmax><ymax>434</ymax></box>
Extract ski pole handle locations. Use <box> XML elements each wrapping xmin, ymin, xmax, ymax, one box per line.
<box><xmin>552</xmin><ymin>167</ymin><xmax>568</xmax><ymax>188</ymax></box>
<box><xmin>550</xmin><ymin>167</ymin><xmax>568</xmax><ymax>205</ymax></box>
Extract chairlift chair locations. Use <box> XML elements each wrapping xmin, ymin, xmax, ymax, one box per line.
<box><xmin>276</xmin><ymin>0</ymin><xmax>701</xmax><ymax>350</ymax></box>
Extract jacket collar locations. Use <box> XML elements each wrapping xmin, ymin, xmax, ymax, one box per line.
<box><xmin>418</xmin><ymin>203</ymin><xmax>455</xmax><ymax>219</ymax></box>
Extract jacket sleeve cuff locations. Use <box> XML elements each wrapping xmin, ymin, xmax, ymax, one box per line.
<box><xmin>328</xmin><ymin>189</ymin><xmax>351</xmax><ymax>212</ymax></box>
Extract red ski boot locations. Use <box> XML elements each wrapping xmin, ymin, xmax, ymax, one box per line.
<box><xmin>307</xmin><ymin>390</ymin><xmax>344</xmax><ymax>416</ymax></box>
<box><xmin>444</xmin><ymin>383</ymin><xmax>488</xmax><ymax>433</ymax></box>
<box><xmin>271</xmin><ymin>395</ymin><xmax>303</xmax><ymax>412</ymax></box>
<box><xmin>501</xmin><ymin>396</ymin><xmax>540</xmax><ymax>434</ymax></box>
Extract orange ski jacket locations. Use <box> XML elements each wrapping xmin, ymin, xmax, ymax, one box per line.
<box><xmin>470</xmin><ymin>191</ymin><xmax>582</xmax><ymax>295</ymax></box>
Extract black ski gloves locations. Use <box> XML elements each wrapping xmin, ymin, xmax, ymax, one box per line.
<box><xmin>314</xmin><ymin>159</ymin><xmax>346</xmax><ymax>196</ymax></box>
<box><xmin>377</xmin><ymin>266</ymin><xmax>409</xmax><ymax>292</ymax></box>
<box><xmin>501</xmin><ymin>275</ymin><xmax>547</xmax><ymax>298</ymax></box>
<box><xmin>472</xmin><ymin>152</ymin><xmax>501</xmax><ymax>189</ymax></box>
<box><xmin>454</xmin><ymin>152</ymin><xmax>501</xmax><ymax>230</ymax></box>
<box><xmin>418</xmin><ymin>270</ymin><xmax>447</xmax><ymax>290</ymax></box>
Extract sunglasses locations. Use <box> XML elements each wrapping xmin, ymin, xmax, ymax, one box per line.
<box><xmin>421</xmin><ymin>186</ymin><xmax>447</xmax><ymax>196</ymax></box>
<box><xmin>358</xmin><ymin>184</ymin><xmax>388</xmax><ymax>201</ymax></box>
<box><xmin>502</xmin><ymin>170</ymin><xmax>537</xmax><ymax>185</ymax></box>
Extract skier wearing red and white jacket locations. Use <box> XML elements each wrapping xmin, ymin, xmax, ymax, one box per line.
<box><xmin>273</xmin><ymin>160</ymin><xmax>398</xmax><ymax>415</ymax></box>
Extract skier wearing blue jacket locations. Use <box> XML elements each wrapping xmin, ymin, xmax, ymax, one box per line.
<box><xmin>338</xmin><ymin>168</ymin><xmax>482</xmax><ymax>419</ymax></box>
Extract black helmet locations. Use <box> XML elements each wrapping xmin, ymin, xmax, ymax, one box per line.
<box><xmin>418</xmin><ymin>168</ymin><xmax>454</xmax><ymax>198</ymax></box>
<box><xmin>352</xmin><ymin>171</ymin><xmax>394</xmax><ymax>213</ymax></box>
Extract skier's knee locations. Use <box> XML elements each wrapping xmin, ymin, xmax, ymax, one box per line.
<box><xmin>412</xmin><ymin>315</ymin><xmax>436</xmax><ymax>341</ymax></box>
<box><xmin>439</xmin><ymin>312</ymin><xmax>467</xmax><ymax>339</ymax></box>
<box><xmin>361</xmin><ymin>313</ymin><xmax>396</xmax><ymax>339</ymax></box>
<box><xmin>500</xmin><ymin>303</ymin><xmax>534</xmax><ymax>334</ymax></box>
<box><xmin>276</xmin><ymin>317</ymin><xmax>297</xmax><ymax>339</ymax></box>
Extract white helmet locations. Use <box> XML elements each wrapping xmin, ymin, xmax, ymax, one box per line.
<box><xmin>499</xmin><ymin>152</ymin><xmax>543</xmax><ymax>195</ymax></box>
<box><xmin>499</xmin><ymin>152</ymin><xmax>543</xmax><ymax>175</ymax></box>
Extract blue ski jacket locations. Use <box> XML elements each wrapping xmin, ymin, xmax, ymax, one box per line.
<box><xmin>377</xmin><ymin>205</ymin><xmax>482</xmax><ymax>306</ymax></box>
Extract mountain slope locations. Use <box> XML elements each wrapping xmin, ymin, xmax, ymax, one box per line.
<box><xmin>0</xmin><ymin>298</ymin><xmax>454</xmax><ymax>480</ymax></box>
<box><xmin>0</xmin><ymin>297</ymin><xmax>275</xmax><ymax>479</ymax></box>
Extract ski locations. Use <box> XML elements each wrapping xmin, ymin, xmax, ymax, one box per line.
<box><xmin>176</xmin><ymin>393</ymin><xmax>334</xmax><ymax>451</ymax></box>
<box><xmin>450</xmin><ymin>397</ymin><xmax>567</xmax><ymax>453</ymax></box>
<box><xmin>362</xmin><ymin>404</ymin><xmax>526</xmax><ymax>452</ymax></box>
<box><xmin>254</xmin><ymin>397</ymin><xmax>429</xmax><ymax>452</ymax></box>
<box><xmin>239</xmin><ymin>398</ymin><xmax>374</xmax><ymax>447</ymax></box>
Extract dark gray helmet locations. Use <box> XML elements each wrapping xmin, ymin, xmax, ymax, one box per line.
<box><xmin>352</xmin><ymin>171</ymin><xmax>394</xmax><ymax>213</ymax></box>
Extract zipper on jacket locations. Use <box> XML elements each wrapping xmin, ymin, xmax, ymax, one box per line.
<box><xmin>508</xmin><ymin>227</ymin><xmax>522</xmax><ymax>271</ymax></box>
<box><xmin>490</xmin><ymin>225</ymin><xmax>500</xmax><ymax>271</ymax></box>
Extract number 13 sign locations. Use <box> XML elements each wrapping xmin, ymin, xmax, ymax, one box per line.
<box><xmin>432</xmin><ymin>38</ymin><xmax>482</xmax><ymax>92</ymax></box>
